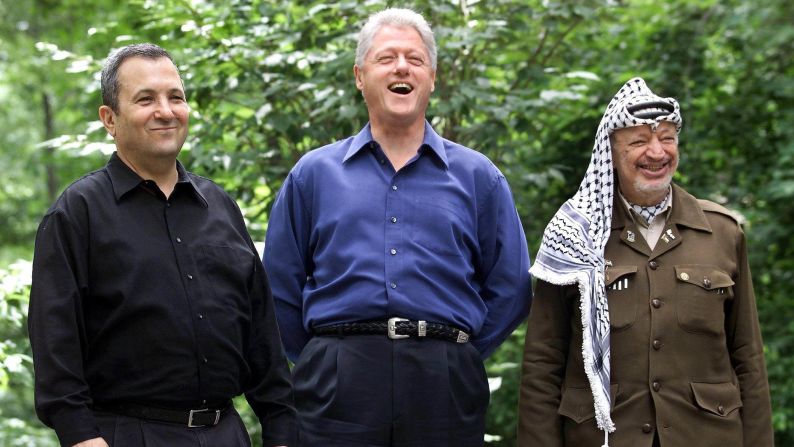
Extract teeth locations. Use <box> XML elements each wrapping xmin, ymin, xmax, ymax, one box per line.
<box><xmin>389</xmin><ymin>82</ymin><xmax>413</xmax><ymax>93</ymax></box>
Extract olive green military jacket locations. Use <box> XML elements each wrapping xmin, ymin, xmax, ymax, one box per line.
<box><xmin>518</xmin><ymin>184</ymin><xmax>773</xmax><ymax>447</ymax></box>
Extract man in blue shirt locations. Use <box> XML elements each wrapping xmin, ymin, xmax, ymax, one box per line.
<box><xmin>264</xmin><ymin>8</ymin><xmax>531</xmax><ymax>446</ymax></box>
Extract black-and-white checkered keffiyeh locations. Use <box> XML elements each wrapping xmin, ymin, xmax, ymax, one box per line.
<box><xmin>529</xmin><ymin>77</ymin><xmax>681</xmax><ymax>445</ymax></box>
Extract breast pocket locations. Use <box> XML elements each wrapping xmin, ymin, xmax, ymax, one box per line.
<box><xmin>675</xmin><ymin>265</ymin><xmax>734</xmax><ymax>336</ymax></box>
<box><xmin>411</xmin><ymin>197</ymin><xmax>471</xmax><ymax>257</ymax></box>
<box><xmin>197</xmin><ymin>244</ymin><xmax>256</xmax><ymax>308</ymax></box>
<box><xmin>605</xmin><ymin>265</ymin><xmax>639</xmax><ymax>331</ymax></box>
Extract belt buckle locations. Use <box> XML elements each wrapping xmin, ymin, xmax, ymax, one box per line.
<box><xmin>387</xmin><ymin>317</ymin><xmax>409</xmax><ymax>339</ymax></box>
<box><xmin>188</xmin><ymin>408</ymin><xmax>220</xmax><ymax>427</ymax></box>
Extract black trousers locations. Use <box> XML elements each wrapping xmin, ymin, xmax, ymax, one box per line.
<box><xmin>93</xmin><ymin>407</ymin><xmax>252</xmax><ymax>446</ymax></box>
<box><xmin>292</xmin><ymin>335</ymin><xmax>490</xmax><ymax>447</ymax></box>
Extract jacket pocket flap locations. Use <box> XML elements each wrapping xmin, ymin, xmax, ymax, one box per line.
<box><xmin>675</xmin><ymin>265</ymin><xmax>735</xmax><ymax>290</ymax></box>
<box><xmin>558</xmin><ymin>384</ymin><xmax>619</xmax><ymax>424</ymax></box>
<box><xmin>605</xmin><ymin>266</ymin><xmax>638</xmax><ymax>286</ymax></box>
<box><xmin>691</xmin><ymin>382</ymin><xmax>742</xmax><ymax>416</ymax></box>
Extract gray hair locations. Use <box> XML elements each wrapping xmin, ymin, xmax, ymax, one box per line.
<box><xmin>100</xmin><ymin>43</ymin><xmax>178</xmax><ymax>113</ymax></box>
<box><xmin>356</xmin><ymin>8</ymin><xmax>437</xmax><ymax>70</ymax></box>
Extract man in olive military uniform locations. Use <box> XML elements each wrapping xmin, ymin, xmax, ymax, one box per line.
<box><xmin>518</xmin><ymin>78</ymin><xmax>773</xmax><ymax>447</ymax></box>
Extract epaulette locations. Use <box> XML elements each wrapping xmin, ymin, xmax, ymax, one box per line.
<box><xmin>697</xmin><ymin>199</ymin><xmax>745</xmax><ymax>226</ymax></box>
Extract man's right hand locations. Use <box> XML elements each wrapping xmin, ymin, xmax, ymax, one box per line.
<box><xmin>72</xmin><ymin>438</ymin><xmax>110</xmax><ymax>447</ymax></box>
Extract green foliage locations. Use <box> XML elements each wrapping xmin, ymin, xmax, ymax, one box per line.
<box><xmin>1</xmin><ymin>0</ymin><xmax>792</xmax><ymax>445</ymax></box>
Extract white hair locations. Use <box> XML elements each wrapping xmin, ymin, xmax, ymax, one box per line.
<box><xmin>355</xmin><ymin>8</ymin><xmax>437</xmax><ymax>70</ymax></box>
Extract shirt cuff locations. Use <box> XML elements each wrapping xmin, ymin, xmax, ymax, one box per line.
<box><xmin>260</xmin><ymin>412</ymin><xmax>298</xmax><ymax>447</ymax></box>
<box><xmin>50</xmin><ymin>406</ymin><xmax>100</xmax><ymax>447</ymax></box>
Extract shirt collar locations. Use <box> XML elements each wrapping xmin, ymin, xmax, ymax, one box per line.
<box><xmin>107</xmin><ymin>152</ymin><xmax>208</xmax><ymax>207</ymax></box>
<box><xmin>619</xmin><ymin>187</ymin><xmax>673</xmax><ymax>228</ymax></box>
<box><xmin>343</xmin><ymin>121</ymin><xmax>449</xmax><ymax>168</ymax></box>
<box><xmin>612</xmin><ymin>184</ymin><xmax>711</xmax><ymax>232</ymax></box>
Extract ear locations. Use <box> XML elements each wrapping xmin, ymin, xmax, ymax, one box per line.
<box><xmin>98</xmin><ymin>105</ymin><xmax>117</xmax><ymax>137</ymax></box>
<box><xmin>430</xmin><ymin>68</ymin><xmax>436</xmax><ymax>93</ymax></box>
<box><xmin>353</xmin><ymin>65</ymin><xmax>364</xmax><ymax>91</ymax></box>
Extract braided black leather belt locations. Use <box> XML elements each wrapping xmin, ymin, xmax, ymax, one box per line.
<box><xmin>313</xmin><ymin>317</ymin><xmax>470</xmax><ymax>343</ymax></box>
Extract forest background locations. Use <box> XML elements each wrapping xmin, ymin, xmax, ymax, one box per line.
<box><xmin>0</xmin><ymin>0</ymin><xmax>792</xmax><ymax>445</ymax></box>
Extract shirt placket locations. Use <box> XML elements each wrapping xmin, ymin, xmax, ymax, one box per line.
<box><xmin>164</xmin><ymin>197</ymin><xmax>210</xmax><ymax>405</ymax></box>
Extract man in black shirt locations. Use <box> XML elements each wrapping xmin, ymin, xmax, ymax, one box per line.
<box><xmin>28</xmin><ymin>43</ymin><xmax>295</xmax><ymax>447</ymax></box>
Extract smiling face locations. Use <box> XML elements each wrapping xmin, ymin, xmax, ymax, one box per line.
<box><xmin>611</xmin><ymin>121</ymin><xmax>679</xmax><ymax>205</ymax></box>
<box><xmin>99</xmin><ymin>56</ymin><xmax>189</xmax><ymax>164</ymax></box>
<box><xmin>354</xmin><ymin>24</ymin><xmax>436</xmax><ymax>129</ymax></box>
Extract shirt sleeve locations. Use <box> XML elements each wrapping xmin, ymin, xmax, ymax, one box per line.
<box><xmin>263</xmin><ymin>172</ymin><xmax>313</xmax><ymax>362</ymax></box>
<box><xmin>473</xmin><ymin>174</ymin><xmax>532</xmax><ymax>358</ymax></box>
<box><xmin>517</xmin><ymin>280</ymin><xmax>573</xmax><ymax>447</ymax></box>
<box><xmin>726</xmin><ymin>228</ymin><xmax>774</xmax><ymax>446</ymax></box>
<box><xmin>28</xmin><ymin>209</ymin><xmax>102</xmax><ymax>447</ymax></box>
<box><xmin>244</xmin><ymin>241</ymin><xmax>298</xmax><ymax>446</ymax></box>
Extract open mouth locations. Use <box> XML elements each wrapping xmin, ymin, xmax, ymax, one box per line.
<box><xmin>638</xmin><ymin>160</ymin><xmax>672</xmax><ymax>176</ymax></box>
<box><xmin>388</xmin><ymin>82</ymin><xmax>413</xmax><ymax>95</ymax></box>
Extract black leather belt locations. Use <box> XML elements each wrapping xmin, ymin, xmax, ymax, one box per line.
<box><xmin>314</xmin><ymin>317</ymin><xmax>470</xmax><ymax>343</ymax></box>
<box><xmin>94</xmin><ymin>401</ymin><xmax>230</xmax><ymax>427</ymax></box>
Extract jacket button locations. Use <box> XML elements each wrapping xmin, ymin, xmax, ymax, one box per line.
<box><xmin>651</xmin><ymin>298</ymin><xmax>662</xmax><ymax>308</ymax></box>
<box><xmin>718</xmin><ymin>404</ymin><xmax>725</xmax><ymax>415</ymax></box>
<box><xmin>703</xmin><ymin>277</ymin><xmax>712</xmax><ymax>288</ymax></box>
<box><xmin>649</xmin><ymin>261</ymin><xmax>659</xmax><ymax>270</ymax></box>
<box><xmin>642</xmin><ymin>423</ymin><xmax>653</xmax><ymax>433</ymax></box>
<box><xmin>652</xmin><ymin>339</ymin><xmax>662</xmax><ymax>350</ymax></box>
<box><xmin>652</xmin><ymin>381</ymin><xmax>661</xmax><ymax>391</ymax></box>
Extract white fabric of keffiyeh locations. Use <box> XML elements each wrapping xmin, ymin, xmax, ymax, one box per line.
<box><xmin>529</xmin><ymin>77</ymin><xmax>682</xmax><ymax>444</ymax></box>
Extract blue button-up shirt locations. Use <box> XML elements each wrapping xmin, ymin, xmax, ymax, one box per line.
<box><xmin>264</xmin><ymin>122</ymin><xmax>531</xmax><ymax>361</ymax></box>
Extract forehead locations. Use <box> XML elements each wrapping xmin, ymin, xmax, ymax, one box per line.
<box><xmin>614</xmin><ymin>121</ymin><xmax>677</xmax><ymax>140</ymax></box>
<box><xmin>116</xmin><ymin>56</ymin><xmax>183</xmax><ymax>94</ymax></box>
<box><xmin>369</xmin><ymin>24</ymin><xmax>427</xmax><ymax>55</ymax></box>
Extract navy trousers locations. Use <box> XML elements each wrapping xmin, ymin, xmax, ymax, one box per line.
<box><xmin>93</xmin><ymin>407</ymin><xmax>252</xmax><ymax>446</ymax></box>
<box><xmin>292</xmin><ymin>334</ymin><xmax>490</xmax><ymax>447</ymax></box>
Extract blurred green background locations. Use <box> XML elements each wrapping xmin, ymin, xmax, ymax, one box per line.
<box><xmin>1</xmin><ymin>0</ymin><xmax>792</xmax><ymax>445</ymax></box>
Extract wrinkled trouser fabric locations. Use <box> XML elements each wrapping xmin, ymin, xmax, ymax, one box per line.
<box><xmin>293</xmin><ymin>334</ymin><xmax>490</xmax><ymax>447</ymax></box>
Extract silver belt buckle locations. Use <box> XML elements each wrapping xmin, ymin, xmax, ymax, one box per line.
<box><xmin>188</xmin><ymin>408</ymin><xmax>221</xmax><ymax>427</ymax></box>
<box><xmin>387</xmin><ymin>317</ymin><xmax>409</xmax><ymax>339</ymax></box>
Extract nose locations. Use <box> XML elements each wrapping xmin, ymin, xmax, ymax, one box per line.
<box><xmin>153</xmin><ymin>97</ymin><xmax>176</xmax><ymax>120</ymax></box>
<box><xmin>647</xmin><ymin>135</ymin><xmax>665</xmax><ymax>158</ymax></box>
<box><xmin>393</xmin><ymin>55</ymin><xmax>409</xmax><ymax>75</ymax></box>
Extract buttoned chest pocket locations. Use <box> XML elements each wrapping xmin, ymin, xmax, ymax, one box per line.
<box><xmin>605</xmin><ymin>266</ymin><xmax>639</xmax><ymax>331</ymax></box>
<box><xmin>197</xmin><ymin>244</ymin><xmax>256</xmax><ymax>307</ymax></box>
<box><xmin>411</xmin><ymin>197</ymin><xmax>471</xmax><ymax>257</ymax></box>
<box><xmin>675</xmin><ymin>265</ymin><xmax>734</xmax><ymax>336</ymax></box>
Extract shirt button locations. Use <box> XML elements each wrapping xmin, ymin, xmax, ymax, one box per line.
<box><xmin>187</xmin><ymin>274</ymin><xmax>193</xmax><ymax>280</ymax></box>
<box><xmin>176</xmin><ymin>237</ymin><xmax>182</xmax><ymax>243</ymax></box>
<box><xmin>652</xmin><ymin>339</ymin><xmax>662</xmax><ymax>350</ymax></box>
<box><xmin>392</xmin><ymin>185</ymin><xmax>398</xmax><ymax>191</ymax></box>
<box><xmin>390</xmin><ymin>249</ymin><xmax>397</xmax><ymax>255</ymax></box>
<box><xmin>651</xmin><ymin>298</ymin><xmax>662</xmax><ymax>308</ymax></box>
<box><xmin>642</xmin><ymin>423</ymin><xmax>653</xmax><ymax>433</ymax></box>
<box><xmin>390</xmin><ymin>282</ymin><xmax>397</xmax><ymax>289</ymax></box>
<box><xmin>390</xmin><ymin>217</ymin><xmax>398</xmax><ymax>223</ymax></box>
<box><xmin>652</xmin><ymin>381</ymin><xmax>661</xmax><ymax>392</ymax></box>
<box><xmin>203</xmin><ymin>357</ymin><xmax>208</xmax><ymax>364</ymax></box>
<box><xmin>380</xmin><ymin>159</ymin><xmax>386</xmax><ymax>164</ymax></box>
<box><xmin>202</xmin><ymin>399</ymin><xmax>207</xmax><ymax>404</ymax></box>
<box><xmin>198</xmin><ymin>314</ymin><xmax>204</xmax><ymax>319</ymax></box>
<box><xmin>649</xmin><ymin>260</ymin><xmax>659</xmax><ymax>270</ymax></box>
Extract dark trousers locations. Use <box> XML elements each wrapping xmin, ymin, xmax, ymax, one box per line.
<box><xmin>93</xmin><ymin>407</ymin><xmax>252</xmax><ymax>446</ymax></box>
<box><xmin>292</xmin><ymin>334</ymin><xmax>490</xmax><ymax>447</ymax></box>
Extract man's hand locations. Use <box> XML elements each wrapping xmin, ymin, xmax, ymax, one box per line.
<box><xmin>72</xmin><ymin>438</ymin><xmax>110</xmax><ymax>447</ymax></box>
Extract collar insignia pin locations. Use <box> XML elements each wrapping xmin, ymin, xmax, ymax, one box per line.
<box><xmin>627</xmin><ymin>230</ymin><xmax>635</xmax><ymax>242</ymax></box>
<box><xmin>666</xmin><ymin>228</ymin><xmax>676</xmax><ymax>239</ymax></box>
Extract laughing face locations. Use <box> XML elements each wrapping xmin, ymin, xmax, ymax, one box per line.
<box><xmin>354</xmin><ymin>24</ymin><xmax>436</xmax><ymax>129</ymax></box>
<box><xmin>611</xmin><ymin>121</ymin><xmax>679</xmax><ymax>205</ymax></box>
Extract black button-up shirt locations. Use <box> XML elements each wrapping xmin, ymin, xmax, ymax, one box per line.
<box><xmin>29</xmin><ymin>153</ymin><xmax>295</xmax><ymax>446</ymax></box>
